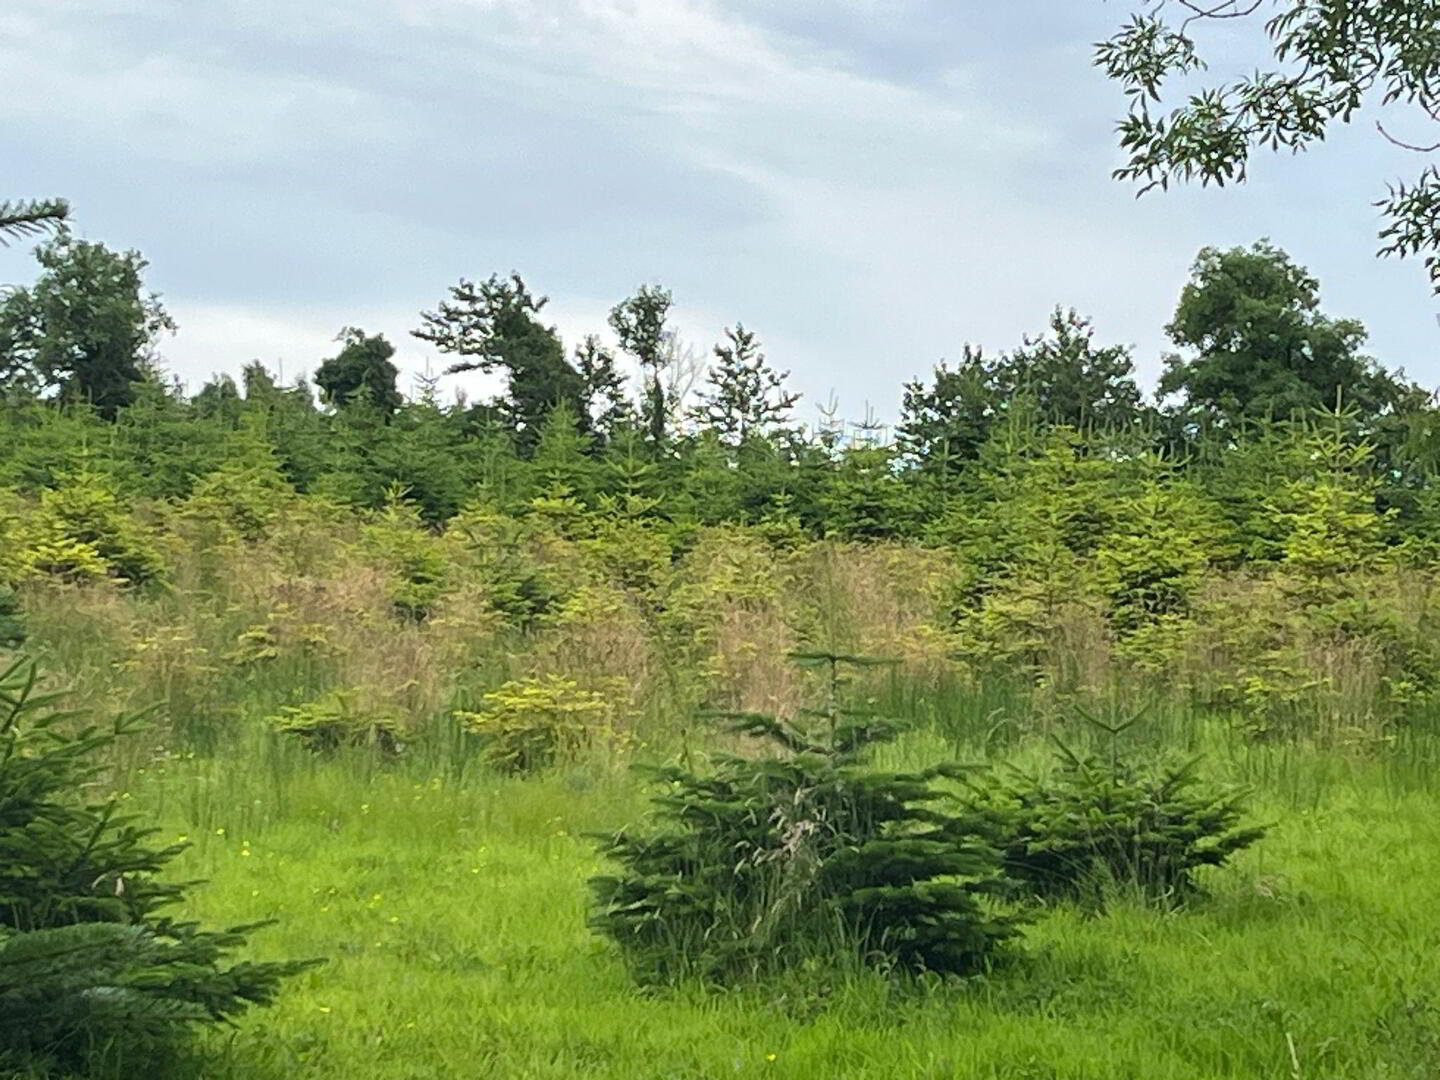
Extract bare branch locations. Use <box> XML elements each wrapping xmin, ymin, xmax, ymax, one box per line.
<box><xmin>1377</xmin><ymin>119</ymin><xmax>1440</xmax><ymax>154</ymax></box>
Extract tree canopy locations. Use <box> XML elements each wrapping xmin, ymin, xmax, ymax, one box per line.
<box><xmin>413</xmin><ymin>273</ymin><xmax>586</xmax><ymax>449</ymax></box>
<box><xmin>1160</xmin><ymin>241</ymin><xmax>1424</xmax><ymax>424</ymax></box>
<box><xmin>315</xmin><ymin>327</ymin><xmax>403</xmax><ymax>416</ymax></box>
<box><xmin>0</xmin><ymin>234</ymin><xmax>173</xmax><ymax>418</ymax></box>
<box><xmin>1098</xmin><ymin>1</ymin><xmax>1440</xmax><ymax>290</ymax></box>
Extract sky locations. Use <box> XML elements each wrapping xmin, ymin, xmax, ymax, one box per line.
<box><xmin>2</xmin><ymin>0</ymin><xmax>1437</xmax><ymax>427</ymax></box>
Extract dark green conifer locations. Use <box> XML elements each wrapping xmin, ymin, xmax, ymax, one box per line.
<box><xmin>0</xmin><ymin>659</ymin><xmax>317</xmax><ymax>1072</ymax></box>
<box><xmin>589</xmin><ymin>653</ymin><xmax>1019</xmax><ymax>985</ymax></box>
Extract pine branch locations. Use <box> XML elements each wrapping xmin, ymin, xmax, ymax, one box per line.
<box><xmin>0</xmin><ymin>198</ymin><xmax>69</xmax><ymax>246</ymax></box>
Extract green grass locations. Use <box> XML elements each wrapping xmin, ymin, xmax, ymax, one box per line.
<box><xmin>99</xmin><ymin>715</ymin><xmax>1440</xmax><ymax>1080</ymax></box>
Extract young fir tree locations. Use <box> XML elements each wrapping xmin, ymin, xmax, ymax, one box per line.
<box><xmin>589</xmin><ymin>653</ymin><xmax>1020</xmax><ymax>985</ymax></box>
<box><xmin>0</xmin><ymin>659</ymin><xmax>317</xmax><ymax>1072</ymax></box>
<box><xmin>573</xmin><ymin>334</ymin><xmax>635</xmax><ymax>442</ymax></box>
<box><xmin>690</xmin><ymin>324</ymin><xmax>799</xmax><ymax>445</ymax></box>
<box><xmin>972</xmin><ymin>713</ymin><xmax>1268</xmax><ymax>906</ymax></box>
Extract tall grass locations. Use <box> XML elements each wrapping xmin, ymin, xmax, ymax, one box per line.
<box><xmin>13</xmin><ymin>529</ymin><xmax>1440</xmax><ymax>1077</ymax></box>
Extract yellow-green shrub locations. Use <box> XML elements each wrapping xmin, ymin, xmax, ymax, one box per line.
<box><xmin>457</xmin><ymin>674</ymin><xmax>630</xmax><ymax>772</ymax></box>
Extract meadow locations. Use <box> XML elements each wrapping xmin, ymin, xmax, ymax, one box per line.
<box><xmin>11</xmin><ymin>479</ymin><xmax>1440</xmax><ymax>1080</ymax></box>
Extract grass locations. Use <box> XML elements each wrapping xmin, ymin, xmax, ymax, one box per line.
<box><xmin>13</xmin><ymin>528</ymin><xmax>1440</xmax><ymax>1078</ymax></box>
<box><xmin>87</xmin><ymin>708</ymin><xmax>1440</xmax><ymax>1080</ymax></box>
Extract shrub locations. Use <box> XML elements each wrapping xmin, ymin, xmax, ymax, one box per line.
<box><xmin>0</xmin><ymin>658</ymin><xmax>318</xmax><ymax>1074</ymax></box>
<box><xmin>361</xmin><ymin>486</ymin><xmax>452</xmax><ymax>622</ymax></box>
<box><xmin>589</xmin><ymin>653</ymin><xmax>1020</xmax><ymax>985</ymax></box>
<box><xmin>975</xmin><ymin>719</ymin><xmax>1268</xmax><ymax>905</ymax></box>
<box><xmin>457</xmin><ymin>675</ymin><xmax>629</xmax><ymax>773</ymax></box>
<box><xmin>23</xmin><ymin>470</ymin><xmax>167</xmax><ymax>586</ymax></box>
<box><xmin>182</xmin><ymin>445</ymin><xmax>295</xmax><ymax>543</ymax></box>
<box><xmin>266</xmin><ymin>690</ymin><xmax>406</xmax><ymax>756</ymax></box>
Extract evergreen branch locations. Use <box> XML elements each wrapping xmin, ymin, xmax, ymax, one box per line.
<box><xmin>0</xmin><ymin>198</ymin><xmax>69</xmax><ymax>246</ymax></box>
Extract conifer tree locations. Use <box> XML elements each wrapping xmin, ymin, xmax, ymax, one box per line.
<box><xmin>0</xmin><ymin>659</ymin><xmax>316</xmax><ymax>1072</ymax></box>
<box><xmin>0</xmin><ymin>198</ymin><xmax>68</xmax><ymax>245</ymax></box>
<box><xmin>590</xmin><ymin>653</ymin><xmax>1019</xmax><ymax>985</ymax></box>
<box><xmin>573</xmin><ymin>334</ymin><xmax>634</xmax><ymax>440</ymax></box>
<box><xmin>414</xmin><ymin>273</ymin><xmax>586</xmax><ymax>450</ymax></box>
<box><xmin>691</xmin><ymin>324</ymin><xmax>799</xmax><ymax>445</ymax></box>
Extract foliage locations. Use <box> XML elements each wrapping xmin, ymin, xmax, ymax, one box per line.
<box><xmin>609</xmin><ymin>284</ymin><xmax>674</xmax><ymax>445</ymax></box>
<box><xmin>974</xmin><ymin>717</ymin><xmax>1268</xmax><ymax>905</ymax></box>
<box><xmin>0</xmin><ymin>659</ymin><xmax>317</xmax><ymax>1073</ymax></box>
<box><xmin>447</xmin><ymin>500</ymin><xmax>569</xmax><ymax>630</ymax></box>
<box><xmin>1160</xmin><ymin>243</ymin><xmax>1420</xmax><ymax>424</ymax></box>
<box><xmin>413</xmin><ymin>273</ymin><xmax>585</xmax><ymax>449</ymax></box>
<box><xmin>0</xmin><ymin>234</ymin><xmax>175</xmax><ymax>418</ymax></box>
<box><xmin>0</xmin><ymin>198</ymin><xmax>69</xmax><ymax>246</ymax></box>
<box><xmin>360</xmin><ymin>486</ymin><xmax>453</xmax><ymax>621</ymax></box>
<box><xmin>1097</xmin><ymin>0</ymin><xmax>1440</xmax><ymax>290</ymax></box>
<box><xmin>573</xmin><ymin>334</ymin><xmax>634</xmax><ymax>441</ymax></box>
<box><xmin>181</xmin><ymin>427</ymin><xmax>296</xmax><ymax>542</ymax></box>
<box><xmin>458</xmin><ymin>674</ymin><xmax>629</xmax><ymax>773</ymax></box>
<box><xmin>0</xmin><ymin>587</ymin><xmax>23</xmax><ymax>649</ymax></box>
<box><xmin>589</xmin><ymin>654</ymin><xmax>1020</xmax><ymax>985</ymax></box>
<box><xmin>314</xmin><ymin>327</ymin><xmax>402</xmax><ymax>416</ymax></box>
<box><xmin>10</xmin><ymin>469</ymin><xmax>166</xmax><ymax>585</ymax></box>
<box><xmin>266</xmin><ymin>690</ymin><xmax>406</xmax><ymax>756</ymax></box>
<box><xmin>690</xmin><ymin>324</ymin><xmax>799</xmax><ymax>444</ymax></box>
<box><xmin>998</xmin><ymin>309</ymin><xmax>1143</xmax><ymax>430</ymax></box>
<box><xmin>898</xmin><ymin>346</ymin><xmax>999</xmax><ymax>479</ymax></box>
<box><xmin>1096</xmin><ymin>455</ymin><xmax>1226</xmax><ymax>669</ymax></box>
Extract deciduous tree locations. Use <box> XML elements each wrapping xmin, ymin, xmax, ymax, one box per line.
<box><xmin>1098</xmin><ymin>1</ymin><xmax>1440</xmax><ymax>289</ymax></box>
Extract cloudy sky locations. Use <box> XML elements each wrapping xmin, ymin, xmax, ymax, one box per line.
<box><xmin>3</xmin><ymin>0</ymin><xmax>1435</xmax><ymax>424</ymax></box>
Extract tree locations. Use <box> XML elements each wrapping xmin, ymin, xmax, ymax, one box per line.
<box><xmin>898</xmin><ymin>311</ymin><xmax>1141</xmax><ymax>481</ymax></box>
<box><xmin>573</xmin><ymin>334</ymin><xmax>634</xmax><ymax>439</ymax></box>
<box><xmin>413</xmin><ymin>273</ymin><xmax>585</xmax><ymax>450</ymax></box>
<box><xmin>192</xmin><ymin>373</ymin><xmax>243</xmax><ymax>425</ymax></box>
<box><xmin>0</xmin><ymin>198</ymin><xmax>68</xmax><ymax>246</ymax></box>
<box><xmin>0</xmin><ymin>235</ymin><xmax>174</xmax><ymax>418</ymax></box>
<box><xmin>314</xmin><ymin>327</ymin><xmax>402</xmax><ymax>416</ymax></box>
<box><xmin>1097</xmin><ymin>1</ymin><xmax>1440</xmax><ymax>290</ymax></box>
<box><xmin>999</xmin><ymin>309</ymin><xmax>1143</xmax><ymax>430</ymax></box>
<box><xmin>898</xmin><ymin>347</ymin><xmax>1001</xmax><ymax>480</ymax></box>
<box><xmin>609</xmin><ymin>284</ymin><xmax>674</xmax><ymax>445</ymax></box>
<box><xmin>691</xmin><ymin>324</ymin><xmax>799</xmax><ymax>444</ymax></box>
<box><xmin>1160</xmin><ymin>242</ymin><xmax>1420</xmax><ymax>424</ymax></box>
<box><xmin>589</xmin><ymin>653</ymin><xmax>1019</xmax><ymax>985</ymax></box>
<box><xmin>0</xmin><ymin>659</ymin><xmax>316</xmax><ymax>1072</ymax></box>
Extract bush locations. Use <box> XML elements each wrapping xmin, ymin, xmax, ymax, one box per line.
<box><xmin>361</xmin><ymin>487</ymin><xmax>453</xmax><ymax>622</ymax></box>
<box><xmin>457</xmin><ymin>675</ymin><xmax>629</xmax><ymax>773</ymax></box>
<box><xmin>975</xmin><ymin>721</ymin><xmax>1268</xmax><ymax>905</ymax></box>
<box><xmin>0</xmin><ymin>658</ymin><xmax>318</xmax><ymax>1074</ymax></box>
<box><xmin>589</xmin><ymin>653</ymin><xmax>1020</xmax><ymax>985</ymax></box>
<box><xmin>266</xmin><ymin>690</ymin><xmax>406</xmax><ymax>756</ymax></box>
<box><xmin>24</xmin><ymin>470</ymin><xmax>167</xmax><ymax>586</ymax></box>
